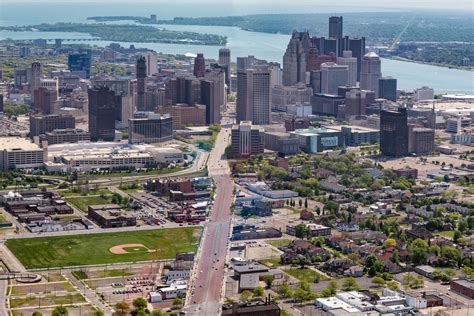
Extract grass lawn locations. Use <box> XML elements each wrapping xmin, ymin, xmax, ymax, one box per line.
<box><xmin>258</xmin><ymin>257</ymin><xmax>282</xmax><ymax>268</ymax></box>
<box><xmin>64</xmin><ymin>195</ymin><xmax>112</xmax><ymax>212</ymax></box>
<box><xmin>0</xmin><ymin>213</ymin><xmax>12</xmax><ymax>225</ymax></box>
<box><xmin>59</xmin><ymin>189</ymin><xmax>113</xmax><ymax>197</ymax></box>
<box><xmin>6</xmin><ymin>227</ymin><xmax>202</xmax><ymax>269</ymax></box>
<box><xmin>433</xmin><ymin>230</ymin><xmax>455</xmax><ymax>239</ymax></box>
<box><xmin>266</xmin><ymin>239</ymin><xmax>292</xmax><ymax>248</ymax></box>
<box><xmin>284</xmin><ymin>267</ymin><xmax>329</xmax><ymax>283</ymax></box>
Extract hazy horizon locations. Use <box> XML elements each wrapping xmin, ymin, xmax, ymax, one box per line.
<box><xmin>1</xmin><ymin>0</ymin><xmax>473</xmax><ymax>12</ymax></box>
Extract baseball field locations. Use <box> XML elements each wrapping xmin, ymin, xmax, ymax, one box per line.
<box><xmin>6</xmin><ymin>227</ymin><xmax>202</xmax><ymax>269</ymax></box>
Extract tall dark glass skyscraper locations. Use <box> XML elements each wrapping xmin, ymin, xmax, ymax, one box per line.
<box><xmin>136</xmin><ymin>56</ymin><xmax>147</xmax><ymax>111</ymax></box>
<box><xmin>68</xmin><ymin>50</ymin><xmax>92</xmax><ymax>78</ymax></box>
<box><xmin>378</xmin><ymin>77</ymin><xmax>397</xmax><ymax>101</ymax></box>
<box><xmin>380</xmin><ymin>107</ymin><xmax>408</xmax><ymax>157</ymax></box>
<box><xmin>88</xmin><ymin>86</ymin><xmax>118</xmax><ymax>141</ymax></box>
<box><xmin>329</xmin><ymin>16</ymin><xmax>343</xmax><ymax>39</ymax></box>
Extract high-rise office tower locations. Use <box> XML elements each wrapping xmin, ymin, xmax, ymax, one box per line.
<box><xmin>206</xmin><ymin>64</ymin><xmax>226</xmax><ymax>109</ymax></box>
<box><xmin>0</xmin><ymin>94</ymin><xmax>3</xmax><ymax>113</ymax></box>
<box><xmin>143</xmin><ymin>53</ymin><xmax>158</xmax><ymax>76</ymax></box>
<box><xmin>236</xmin><ymin>56</ymin><xmax>256</xmax><ymax>71</ymax></box>
<box><xmin>231</xmin><ymin>121</ymin><xmax>264</xmax><ymax>158</ymax></box>
<box><xmin>29</xmin><ymin>114</ymin><xmax>75</xmax><ymax>138</ymax></box>
<box><xmin>219</xmin><ymin>48</ymin><xmax>231</xmax><ymax>66</ymax></box>
<box><xmin>193</xmin><ymin>53</ymin><xmax>206</xmax><ymax>78</ymax></box>
<box><xmin>320</xmin><ymin>62</ymin><xmax>349</xmax><ymax>95</ymax></box>
<box><xmin>34</xmin><ymin>87</ymin><xmax>58</xmax><ymax>114</ymax></box>
<box><xmin>343</xmin><ymin>89</ymin><xmax>367</xmax><ymax>117</ymax></box>
<box><xmin>92</xmin><ymin>77</ymin><xmax>136</xmax><ymax>127</ymax></box>
<box><xmin>283</xmin><ymin>31</ymin><xmax>311</xmax><ymax>86</ymax></box>
<box><xmin>19</xmin><ymin>47</ymin><xmax>30</xmax><ymax>58</ymax></box>
<box><xmin>360</xmin><ymin>52</ymin><xmax>382</xmax><ymax>94</ymax></box>
<box><xmin>336</xmin><ymin>51</ymin><xmax>358</xmax><ymax>86</ymax></box>
<box><xmin>378</xmin><ymin>77</ymin><xmax>397</xmax><ymax>101</ymax></box>
<box><xmin>218</xmin><ymin>48</ymin><xmax>231</xmax><ymax>94</ymax></box>
<box><xmin>68</xmin><ymin>50</ymin><xmax>92</xmax><ymax>78</ymax></box>
<box><xmin>329</xmin><ymin>16</ymin><xmax>343</xmax><ymax>39</ymax></box>
<box><xmin>55</xmin><ymin>39</ymin><xmax>62</xmax><ymax>50</ymax></box>
<box><xmin>237</xmin><ymin>67</ymin><xmax>271</xmax><ymax>125</ymax></box>
<box><xmin>136</xmin><ymin>56</ymin><xmax>147</xmax><ymax>111</ymax></box>
<box><xmin>380</xmin><ymin>107</ymin><xmax>408</xmax><ymax>157</ymax></box>
<box><xmin>340</xmin><ymin>37</ymin><xmax>366</xmax><ymax>80</ymax></box>
<box><xmin>88</xmin><ymin>86</ymin><xmax>118</xmax><ymax>142</ymax></box>
<box><xmin>201</xmin><ymin>80</ymin><xmax>220</xmax><ymax>125</ymax></box>
<box><xmin>30</xmin><ymin>62</ymin><xmax>42</xmax><ymax>102</ymax></box>
<box><xmin>128</xmin><ymin>112</ymin><xmax>173</xmax><ymax>144</ymax></box>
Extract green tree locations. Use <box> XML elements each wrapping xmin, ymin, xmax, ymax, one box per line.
<box><xmin>133</xmin><ymin>297</ymin><xmax>148</xmax><ymax>311</ymax></box>
<box><xmin>372</xmin><ymin>276</ymin><xmax>386</xmax><ymax>286</ymax></box>
<box><xmin>263</xmin><ymin>275</ymin><xmax>274</xmax><ymax>289</ymax></box>
<box><xmin>253</xmin><ymin>286</ymin><xmax>265</xmax><ymax>297</ymax></box>
<box><xmin>114</xmin><ymin>301</ymin><xmax>130</xmax><ymax>314</ymax></box>
<box><xmin>387</xmin><ymin>280</ymin><xmax>399</xmax><ymax>291</ymax></box>
<box><xmin>240</xmin><ymin>290</ymin><xmax>253</xmax><ymax>302</ymax></box>
<box><xmin>277</xmin><ymin>284</ymin><xmax>293</xmax><ymax>298</ymax></box>
<box><xmin>295</xmin><ymin>224</ymin><xmax>308</xmax><ymax>239</ymax></box>
<box><xmin>51</xmin><ymin>306</ymin><xmax>68</xmax><ymax>316</ymax></box>
<box><xmin>342</xmin><ymin>277</ymin><xmax>360</xmax><ymax>291</ymax></box>
<box><xmin>151</xmin><ymin>310</ymin><xmax>163</xmax><ymax>316</ymax></box>
<box><xmin>32</xmin><ymin>312</ymin><xmax>43</xmax><ymax>316</ymax></box>
<box><xmin>92</xmin><ymin>310</ymin><xmax>104</xmax><ymax>316</ymax></box>
<box><xmin>172</xmin><ymin>297</ymin><xmax>183</xmax><ymax>308</ymax></box>
<box><xmin>453</xmin><ymin>230</ymin><xmax>462</xmax><ymax>243</ymax></box>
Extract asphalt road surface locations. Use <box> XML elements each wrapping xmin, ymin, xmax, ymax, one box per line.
<box><xmin>186</xmin><ymin>117</ymin><xmax>234</xmax><ymax>315</ymax></box>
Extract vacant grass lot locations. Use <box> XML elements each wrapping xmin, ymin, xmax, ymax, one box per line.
<box><xmin>6</xmin><ymin>227</ymin><xmax>202</xmax><ymax>269</ymax></box>
<box><xmin>284</xmin><ymin>267</ymin><xmax>329</xmax><ymax>283</ymax></box>
<box><xmin>64</xmin><ymin>195</ymin><xmax>112</xmax><ymax>212</ymax></box>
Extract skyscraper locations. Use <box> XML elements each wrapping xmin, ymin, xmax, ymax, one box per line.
<box><xmin>193</xmin><ymin>53</ymin><xmax>206</xmax><ymax>78</ymax></box>
<box><xmin>320</xmin><ymin>62</ymin><xmax>349</xmax><ymax>95</ymax></box>
<box><xmin>283</xmin><ymin>31</ymin><xmax>311</xmax><ymax>86</ymax></box>
<box><xmin>380</xmin><ymin>107</ymin><xmax>408</xmax><ymax>157</ymax></box>
<box><xmin>378</xmin><ymin>77</ymin><xmax>397</xmax><ymax>101</ymax></box>
<box><xmin>218</xmin><ymin>48</ymin><xmax>231</xmax><ymax>66</ymax></box>
<box><xmin>136</xmin><ymin>56</ymin><xmax>147</xmax><ymax>111</ymax></box>
<box><xmin>68</xmin><ymin>50</ymin><xmax>92</xmax><ymax>78</ymax></box>
<box><xmin>218</xmin><ymin>48</ymin><xmax>231</xmax><ymax>94</ymax></box>
<box><xmin>88</xmin><ymin>86</ymin><xmax>118</xmax><ymax>141</ymax></box>
<box><xmin>336</xmin><ymin>51</ymin><xmax>358</xmax><ymax>87</ymax></box>
<box><xmin>33</xmin><ymin>87</ymin><xmax>58</xmax><ymax>114</ymax></box>
<box><xmin>128</xmin><ymin>112</ymin><xmax>173</xmax><ymax>144</ymax></box>
<box><xmin>360</xmin><ymin>52</ymin><xmax>382</xmax><ymax>95</ymax></box>
<box><xmin>143</xmin><ymin>53</ymin><xmax>158</xmax><ymax>76</ymax></box>
<box><xmin>29</xmin><ymin>114</ymin><xmax>75</xmax><ymax>138</ymax></box>
<box><xmin>343</xmin><ymin>37</ymin><xmax>366</xmax><ymax>81</ymax></box>
<box><xmin>201</xmin><ymin>80</ymin><xmax>220</xmax><ymax>125</ymax></box>
<box><xmin>329</xmin><ymin>16</ymin><xmax>343</xmax><ymax>39</ymax></box>
<box><xmin>30</xmin><ymin>62</ymin><xmax>42</xmax><ymax>103</ymax></box>
<box><xmin>237</xmin><ymin>67</ymin><xmax>271</xmax><ymax>125</ymax></box>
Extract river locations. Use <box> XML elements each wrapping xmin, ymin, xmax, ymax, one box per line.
<box><xmin>1</xmin><ymin>3</ymin><xmax>473</xmax><ymax>94</ymax></box>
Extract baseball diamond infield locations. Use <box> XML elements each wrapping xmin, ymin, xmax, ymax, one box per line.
<box><xmin>5</xmin><ymin>227</ymin><xmax>202</xmax><ymax>269</ymax></box>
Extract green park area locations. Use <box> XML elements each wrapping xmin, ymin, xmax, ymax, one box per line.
<box><xmin>6</xmin><ymin>227</ymin><xmax>202</xmax><ymax>269</ymax></box>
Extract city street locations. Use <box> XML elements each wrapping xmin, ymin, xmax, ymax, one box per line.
<box><xmin>186</xmin><ymin>115</ymin><xmax>234</xmax><ymax>315</ymax></box>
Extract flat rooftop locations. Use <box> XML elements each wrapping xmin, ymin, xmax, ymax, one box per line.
<box><xmin>0</xmin><ymin>137</ymin><xmax>42</xmax><ymax>151</ymax></box>
<box><xmin>331</xmin><ymin>125</ymin><xmax>379</xmax><ymax>133</ymax></box>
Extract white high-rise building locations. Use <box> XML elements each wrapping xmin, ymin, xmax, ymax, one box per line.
<box><xmin>360</xmin><ymin>52</ymin><xmax>382</xmax><ymax>95</ymax></box>
<box><xmin>236</xmin><ymin>67</ymin><xmax>271</xmax><ymax>125</ymax></box>
<box><xmin>337</xmin><ymin>51</ymin><xmax>358</xmax><ymax>87</ymax></box>
<box><xmin>414</xmin><ymin>86</ymin><xmax>435</xmax><ymax>101</ymax></box>
<box><xmin>320</xmin><ymin>62</ymin><xmax>349</xmax><ymax>95</ymax></box>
